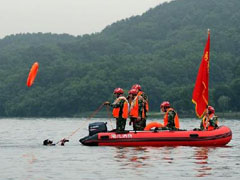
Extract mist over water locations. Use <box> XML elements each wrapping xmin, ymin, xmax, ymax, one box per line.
<box><xmin>0</xmin><ymin>118</ymin><xmax>239</xmax><ymax>180</ymax></box>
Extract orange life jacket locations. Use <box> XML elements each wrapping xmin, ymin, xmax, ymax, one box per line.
<box><xmin>130</xmin><ymin>95</ymin><xmax>145</xmax><ymax>118</ymax></box>
<box><xmin>138</xmin><ymin>91</ymin><xmax>149</xmax><ymax>112</ymax></box>
<box><xmin>112</xmin><ymin>96</ymin><xmax>128</xmax><ymax>119</ymax></box>
<box><xmin>202</xmin><ymin>113</ymin><xmax>218</xmax><ymax>130</ymax></box>
<box><xmin>163</xmin><ymin>108</ymin><xmax>180</xmax><ymax>129</ymax></box>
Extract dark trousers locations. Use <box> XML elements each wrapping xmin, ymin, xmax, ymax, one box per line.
<box><xmin>131</xmin><ymin>117</ymin><xmax>146</xmax><ymax>131</ymax></box>
<box><xmin>116</xmin><ymin>117</ymin><xmax>126</xmax><ymax>131</ymax></box>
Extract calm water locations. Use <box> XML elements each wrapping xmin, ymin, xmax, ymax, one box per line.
<box><xmin>0</xmin><ymin>118</ymin><xmax>239</xmax><ymax>180</ymax></box>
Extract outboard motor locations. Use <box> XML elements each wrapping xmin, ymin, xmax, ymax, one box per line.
<box><xmin>80</xmin><ymin>122</ymin><xmax>108</xmax><ymax>146</ymax></box>
<box><xmin>89</xmin><ymin>122</ymin><xmax>107</xmax><ymax>136</ymax></box>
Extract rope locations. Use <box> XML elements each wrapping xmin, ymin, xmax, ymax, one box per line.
<box><xmin>56</xmin><ymin>103</ymin><xmax>105</xmax><ymax>145</ymax></box>
<box><xmin>106</xmin><ymin>105</ymin><xmax>114</xmax><ymax>129</ymax></box>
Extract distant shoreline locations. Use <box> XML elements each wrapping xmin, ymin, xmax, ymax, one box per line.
<box><xmin>89</xmin><ymin>111</ymin><xmax>240</xmax><ymax>119</ymax></box>
<box><xmin>148</xmin><ymin>112</ymin><xmax>240</xmax><ymax>119</ymax></box>
<box><xmin>74</xmin><ymin>111</ymin><xmax>240</xmax><ymax>120</ymax></box>
<box><xmin>0</xmin><ymin>111</ymin><xmax>239</xmax><ymax>119</ymax></box>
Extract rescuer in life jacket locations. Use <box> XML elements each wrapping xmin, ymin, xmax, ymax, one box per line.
<box><xmin>200</xmin><ymin>106</ymin><xmax>219</xmax><ymax>131</ymax></box>
<box><xmin>104</xmin><ymin>88</ymin><xmax>129</xmax><ymax>132</ymax></box>
<box><xmin>131</xmin><ymin>84</ymin><xmax>149</xmax><ymax>118</ymax></box>
<box><xmin>129</xmin><ymin>88</ymin><xmax>146</xmax><ymax>131</ymax></box>
<box><xmin>160</xmin><ymin>101</ymin><xmax>180</xmax><ymax>130</ymax></box>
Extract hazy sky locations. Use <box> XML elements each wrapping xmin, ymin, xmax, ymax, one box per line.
<box><xmin>0</xmin><ymin>0</ymin><xmax>171</xmax><ymax>38</ymax></box>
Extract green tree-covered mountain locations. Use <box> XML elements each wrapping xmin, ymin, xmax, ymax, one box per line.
<box><xmin>0</xmin><ymin>0</ymin><xmax>239</xmax><ymax>117</ymax></box>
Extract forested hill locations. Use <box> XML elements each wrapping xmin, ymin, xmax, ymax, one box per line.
<box><xmin>0</xmin><ymin>0</ymin><xmax>240</xmax><ymax>117</ymax></box>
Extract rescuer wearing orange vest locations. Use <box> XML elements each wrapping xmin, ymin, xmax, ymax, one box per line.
<box><xmin>160</xmin><ymin>101</ymin><xmax>180</xmax><ymax>130</ymax></box>
<box><xmin>131</xmin><ymin>84</ymin><xmax>149</xmax><ymax>117</ymax></box>
<box><xmin>129</xmin><ymin>88</ymin><xmax>146</xmax><ymax>131</ymax></box>
<box><xmin>104</xmin><ymin>88</ymin><xmax>129</xmax><ymax>132</ymax></box>
<box><xmin>200</xmin><ymin>106</ymin><xmax>219</xmax><ymax>131</ymax></box>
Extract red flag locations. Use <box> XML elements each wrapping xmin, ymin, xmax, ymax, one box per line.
<box><xmin>192</xmin><ymin>30</ymin><xmax>210</xmax><ymax>117</ymax></box>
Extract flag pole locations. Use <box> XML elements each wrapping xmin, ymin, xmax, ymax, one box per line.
<box><xmin>207</xmin><ymin>28</ymin><xmax>210</xmax><ymax>109</ymax></box>
<box><xmin>192</xmin><ymin>29</ymin><xmax>211</xmax><ymax>118</ymax></box>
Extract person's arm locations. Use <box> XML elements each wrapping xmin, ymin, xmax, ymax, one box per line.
<box><xmin>209</xmin><ymin>116</ymin><xmax>218</xmax><ymax>128</ymax></box>
<box><xmin>167</xmin><ymin>110</ymin><xmax>176</xmax><ymax>128</ymax></box>
<box><xmin>142</xmin><ymin>92</ymin><xmax>148</xmax><ymax>102</ymax></box>
<box><xmin>138</xmin><ymin>97</ymin><xmax>144</xmax><ymax>118</ymax></box>
<box><xmin>110</xmin><ymin>99</ymin><xmax>124</xmax><ymax>108</ymax></box>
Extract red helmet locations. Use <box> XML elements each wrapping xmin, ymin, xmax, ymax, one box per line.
<box><xmin>160</xmin><ymin>101</ymin><xmax>170</xmax><ymax>108</ymax></box>
<box><xmin>131</xmin><ymin>84</ymin><xmax>141</xmax><ymax>90</ymax></box>
<box><xmin>128</xmin><ymin>88</ymin><xmax>138</xmax><ymax>95</ymax></box>
<box><xmin>208</xmin><ymin>106</ymin><xmax>215</xmax><ymax>114</ymax></box>
<box><xmin>113</xmin><ymin>88</ymin><xmax>124</xmax><ymax>94</ymax></box>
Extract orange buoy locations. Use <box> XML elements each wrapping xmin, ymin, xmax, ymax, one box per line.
<box><xmin>26</xmin><ymin>62</ymin><xmax>39</xmax><ymax>87</ymax></box>
<box><xmin>144</xmin><ymin>122</ymin><xmax>163</xmax><ymax>131</ymax></box>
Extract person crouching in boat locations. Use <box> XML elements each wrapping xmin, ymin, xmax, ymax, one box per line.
<box><xmin>104</xmin><ymin>88</ymin><xmax>128</xmax><ymax>132</ymax></box>
<box><xmin>200</xmin><ymin>106</ymin><xmax>219</xmax><ymax>131</ymax></box>
<box><xmin>160</xmin><ymin>101</ymin><xmax>180</xmax><ymax>130</ymax></box>
<box><xmin>129</xmin><ymin>88</ymin><xmax>146</xmax><ymax>131</ymax></box>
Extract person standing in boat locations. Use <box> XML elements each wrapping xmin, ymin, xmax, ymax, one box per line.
<box><xmin>104</xmin><ymin>88</ymin><xmax>129</xmax><ymax>132</ymax></box>
<box><xmin>129</xmin><ymin>88</ymin><xmax>146</xmax><ymax>131</ymax></box>
<box><xmin>131</xmin><ymin>84</ymin><xmax>149</xmax><ymax>120</ymax></box>
<box><xmin>160</xmin><ymin>101</ymin><xmax>180</xmax><ymax>130</ymax></box>
<box><xmin>200</xmin><ymin>106</ymin><xmax>219</xmax><ymax>131</ymax></box>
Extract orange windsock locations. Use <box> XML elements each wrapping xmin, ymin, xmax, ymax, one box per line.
<box><xmin>27</xmin><ymin>62</ymin><xmax>39</xmax><ymax>87</ymax></box>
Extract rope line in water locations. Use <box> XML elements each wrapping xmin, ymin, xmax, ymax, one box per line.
<box><xmin>56</xmin><ymin>103</ymin><xmax>105</xmax><ymax>145</ymax></box>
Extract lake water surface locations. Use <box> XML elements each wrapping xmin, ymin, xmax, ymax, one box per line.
<box><xmin>0</xmin><ymin>118</ymin><xmax>239</xmax><ymax>180</ymax></box>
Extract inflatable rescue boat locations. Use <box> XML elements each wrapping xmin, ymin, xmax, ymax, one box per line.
<box><xmin>79</xmin><ymin>122</ymin><xmax>232</xmax><ymax>147</ymax></box>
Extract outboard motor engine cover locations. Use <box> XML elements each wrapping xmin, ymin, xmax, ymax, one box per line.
<box><xmin>89</xmin><ymin>122</ymin><xmax>107</xmax><ymax>136</ymax></box>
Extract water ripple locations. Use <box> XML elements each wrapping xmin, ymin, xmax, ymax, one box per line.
<box><xmin>0</xmin><ymin>118</ymin><xmax>239</xmax><ymax>180</ymax></box>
